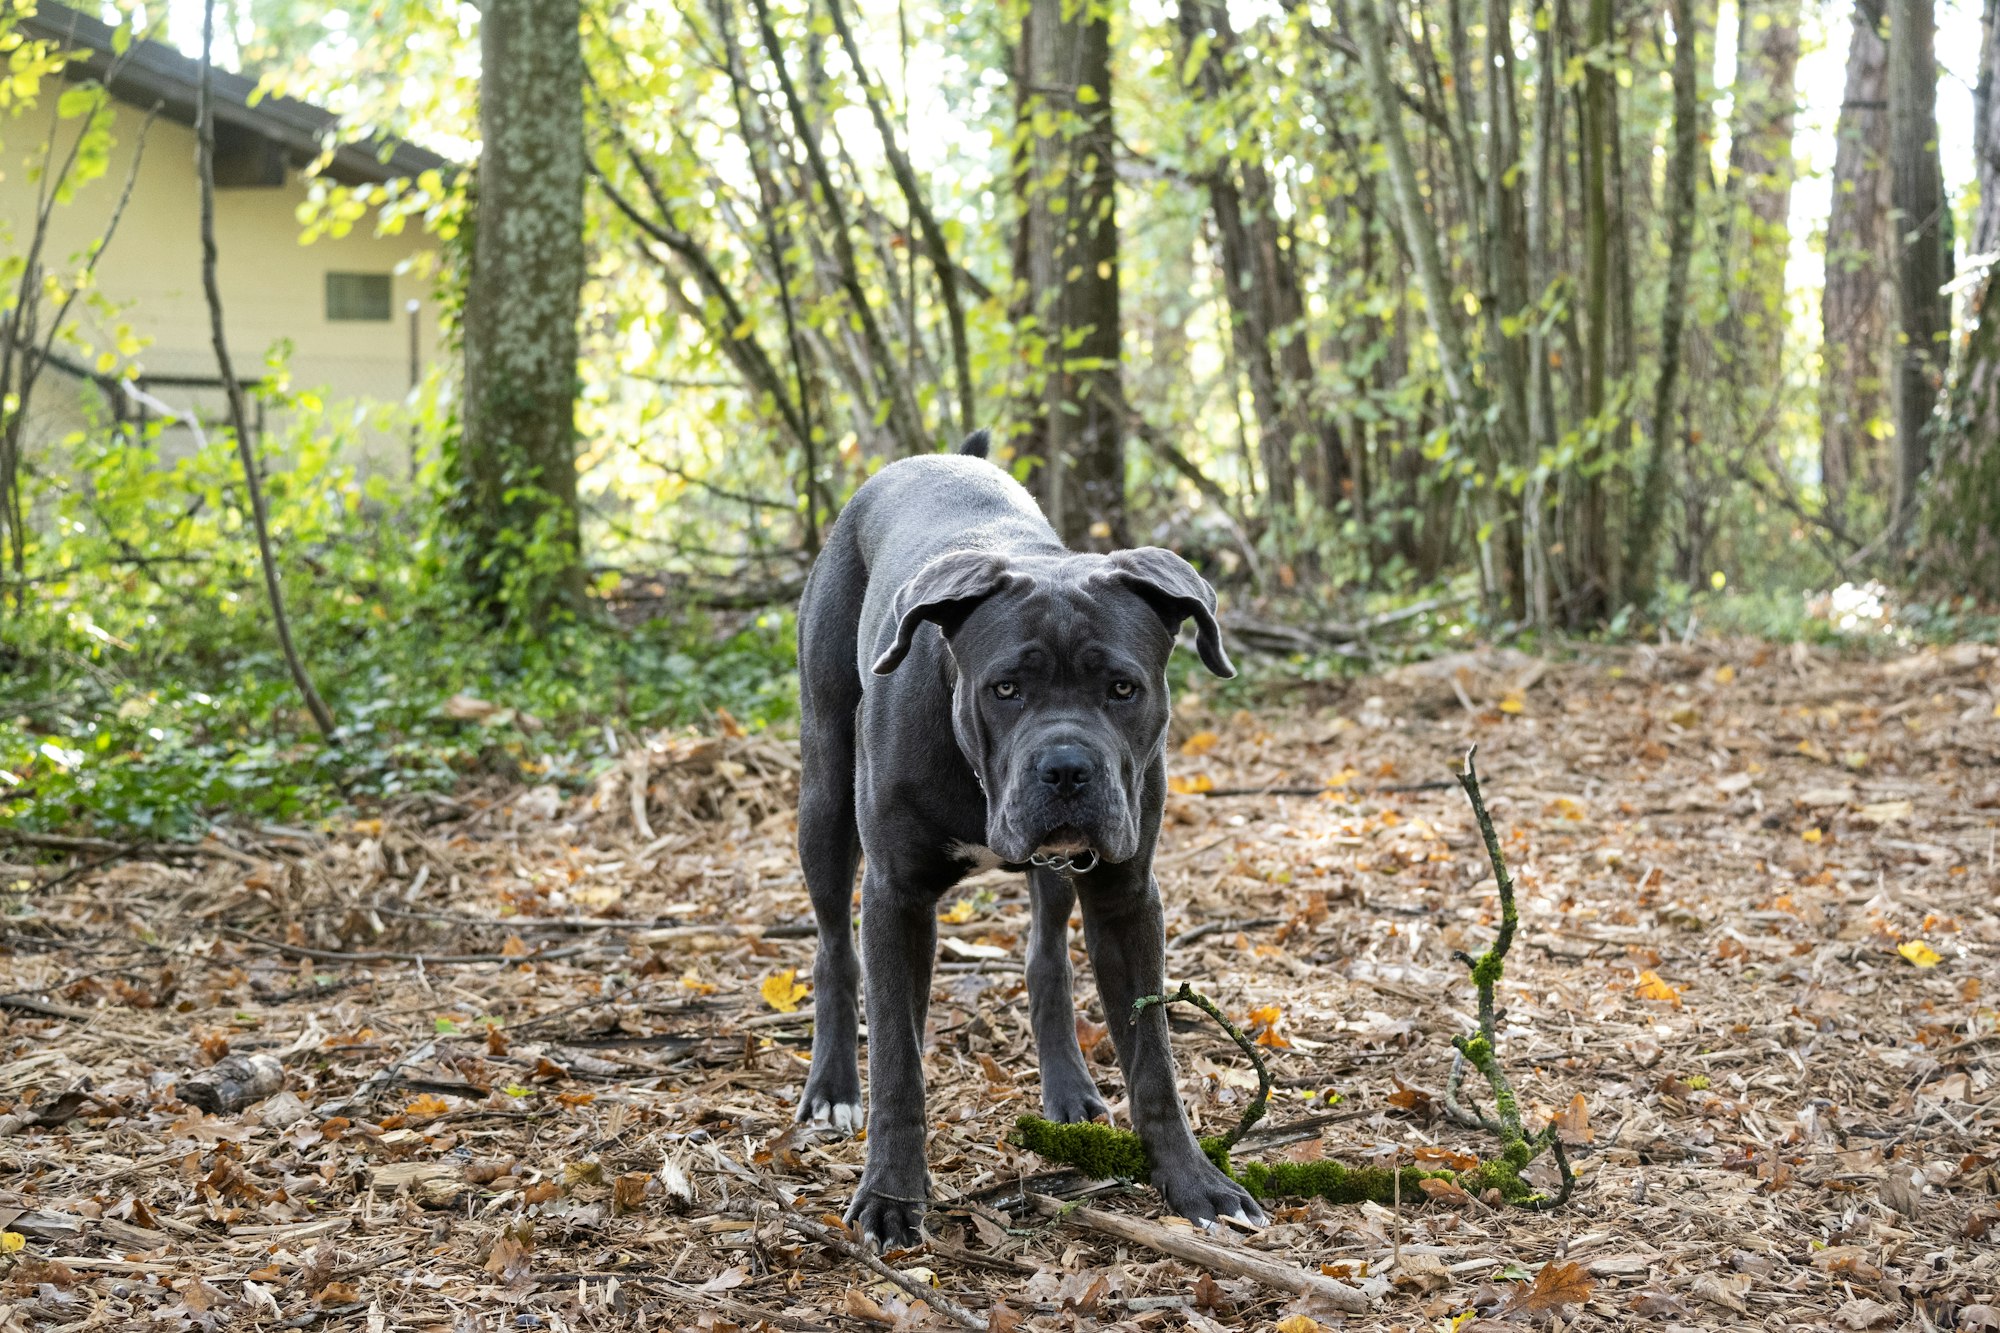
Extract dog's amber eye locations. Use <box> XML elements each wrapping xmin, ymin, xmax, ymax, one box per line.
<box><xmin>993</xmin><ymin>682</ymin><xmax>1019</xmax><ymax>700</ymax></box>
<box><xmin>1110</xmin><ymin>680</ymin><xmax>1136</xmax><ymax>700</ymax></box>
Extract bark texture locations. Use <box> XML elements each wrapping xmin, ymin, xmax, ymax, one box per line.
<box><xmin>1015</xmin><ymin>0</ymin><xmax>1125</xmax><ymax>547</ymax></box>
<box><xmin>1820</xmin><ymin>5</ymin><xmax>1893</xmax><ymax>509</ymax></box>
<box><xmin>1726</xmin><ymin>0</ymin><xmax>1804</xmax><ymax>383</ymax></box>
<box><xmin>1919</xmin><ymin>1</ymin><xmax>1999</xmax><ymax>598</ymax></box>
<box><xmin>459</xmin><ymin>0</ymin><xmax>587</xmax><ymax>615</ymax></box>
<box><xmin>1887</xmin><ymin>0</ymin><xmax>1950</xmax><ymax>542</ymax></box>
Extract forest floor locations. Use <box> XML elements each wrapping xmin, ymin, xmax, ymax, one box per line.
<box><xmin>2</xmin><ymin>640</ymin><xmax>1998</xmax><ymax>1333</ymax></box>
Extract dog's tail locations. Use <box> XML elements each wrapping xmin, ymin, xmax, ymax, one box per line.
<box><xmin>957</xmin><ymin>428</ymin><xmax>992</xmax><ymax>459</ymax></box>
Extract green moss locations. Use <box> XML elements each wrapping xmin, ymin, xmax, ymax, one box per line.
<box><xmin>1012</xmin><ymin>1116</ymin><xmax>1152</xmax><ymax>1180</ymax></box>
<box><xmin>1012</xmin><ymin>1115</ymin><xmax>1551</xmax><ymax>1208</ymax></box>
<box><xmin>1469</xmin><ymin>949</ymin><xmax>1505</xmax><ymax>989</ymax></box>
<box><xmin>1236</xmin><ymin>1160</ymin><xmax>1458</xmax><ymax>1204</ymax></box>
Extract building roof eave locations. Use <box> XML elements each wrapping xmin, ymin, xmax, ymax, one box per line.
<box><xmin>17</xmin><ymin>2</ymin><xmax>452</xmax><ymax>187</ymax></box>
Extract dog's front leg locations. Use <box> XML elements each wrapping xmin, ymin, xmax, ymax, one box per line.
<box><xmin>1077</xmin><ymin>866</ymin><xmax>1265</xmax><ymax>1230</ymax></box>
<box><xmin>1026</xmin><ymin>867</ymin><xmax>1111</xmax><ymax>1124</ymax></box>
<box><xmin>848</xmin><ymin>865</ymin><xmax>936</xmax><ymax>1249</ymax></box>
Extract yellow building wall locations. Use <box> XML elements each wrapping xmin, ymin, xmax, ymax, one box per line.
<box><xmin>3</xmin><ymin>91</ymin><xmax>444</xmax><ymax>473</ymax></box>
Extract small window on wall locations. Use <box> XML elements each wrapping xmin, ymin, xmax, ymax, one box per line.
<box><xmin>326</xmin><ymin>272</ymin><xmax>392</xmax><ymax>322</ymax></box>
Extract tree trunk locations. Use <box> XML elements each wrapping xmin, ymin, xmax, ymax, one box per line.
<box><xmin>1887</xmin><ymin>0</ymin><xmax>1951</xmax><ymax>545</ymax></box>
<box><xmin>1016</xmin><ymin>0</ymin><xmax>1125</xmax><ymax>547</ymax></box>
<box><xmin>1573</xmin><ymin>0</ymin><xmax>1617</xmax><ymax>624</ymax></box>
<box><xmin>458</xmin><ymin>0</ymin><xmax>587</xmax><ymax>619</ymax></box>
<box><xmin>1919</xmin><ymin>0</ymin><xmax>1999</xmax><ymax>597</ymax></box>
<box><xmin>1624</xmin><ymin>0</ymin><xmax>1701</xmax><ymax>605</ymax></box>
<box><xmin>1978</xmin><ymin>0</ymin><xmax>2000</xmax><ymax>257</ymax></box>
<box><xmin>1820</xmin><ymin>3</ymin><xmax>1893</xmax><ymax>511</ymax></box>
<box><xmin>1725</xmin><ymin>0</ymin><xmax>1803</xmax><ymax>382</ymax></box>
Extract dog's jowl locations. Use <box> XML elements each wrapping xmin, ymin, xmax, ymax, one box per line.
<box><xmin>792</xmin><ymin>429</ymin><xmax>1262</xmax><ymax>1249</ymax></box>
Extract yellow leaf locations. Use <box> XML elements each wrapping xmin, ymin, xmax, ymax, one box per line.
<box><xmin>761</xmin><ymin>968</ymin><xmax>810</xmax><ymax>1013</ymax></box>
<box><xmin>1713</xmin><ymin>664</ymin><xmax>1736</xmax><ymax>684</ymax></box>
<box><xmin>1179</xmin><ymin>730</ymin><xmax>1220</xmax><ymax>756</ymax></box>
<box><xmin>1498</xmin><ymin>690</ymin><xmax>1525</xmax><ymax>714</ymax></box>
<box><xmin>1634</xmin><ymin>970</ymin><xmax>1682</xmax><ymax>1005</ymax></box>
<box><xmin>938</xmin><ymin>898</ymin><xmax>977</xmax><ymax>925</ymax></box>
<box><xmin>679</xmin><ymin>968</ymin><xmax>718</xmax><ymax>995</ymax></box>
<box><xmin>403</xmin><ymin>1093</ymin><xmax>451</xmax><ymax>1121</ymax></box>
<box><xmin>1274</xmin><ymin>1317</ymin><xmax>1323</xmax><ymax>1333</ymax></box>
<box><xmin>1168</xmin><ymin>773</ymin><xmax>1214</xmax><ymax>795</ymax></box>
<box><xmin>0</xmin><ymin>1231</ymin><xmax>23</xmax><ymax>1252</ymax></box>
<box><xmin>1898</xmin><ymin>940</ymin><xmax>1943</xmax><ymax>968</ymax></box>
<box><xmin>1802</xmin><ymin>827</ymin><xmax>1823</xmax><ymax>843</ymax></box>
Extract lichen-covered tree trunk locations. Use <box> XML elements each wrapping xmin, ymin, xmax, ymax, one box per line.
<box><xmin>1820</xmin><ymin>4</ymin><xmax>1893</xmax><ymax>513</ymax></box>
<box><xmin>458</xmin><ymin>0</ymin><xmax>587</xmax><ymax>619</ymax></box>
<box><xmin>1887</xmin><ymin>0</ymin><xmax>1951</xmax><ymax>547</ymax></box>
<box><xmin>1016</xmin><ymin>0</ymin><xmax>1125</xmax><ymax>548</ymax></box>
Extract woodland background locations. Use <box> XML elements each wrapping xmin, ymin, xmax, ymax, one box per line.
<box><xmin>1</xmin><ymin>0</ymin><xmax>1997</xmax><ymax>832</ymax></box>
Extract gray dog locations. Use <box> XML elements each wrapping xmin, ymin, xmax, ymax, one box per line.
<box><xmin>792</xmin><ymin>430</ymin><xmax>1263</xmax><ymax>1249</ymax></box>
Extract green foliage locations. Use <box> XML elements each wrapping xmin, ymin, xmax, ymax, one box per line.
<box><xmin>1</xmin><ymin>408</ymin><xmax>796</xmax><ymax>837</ymax></box>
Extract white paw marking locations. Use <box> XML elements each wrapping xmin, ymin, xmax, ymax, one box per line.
<box><xmin>798</xmin><ymin>1099</ymin><xmax>864</xmax><ymax>1135</ymax></box>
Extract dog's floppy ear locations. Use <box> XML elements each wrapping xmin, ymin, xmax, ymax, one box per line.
<box><xmin>1103</xmin><ymin>547</ymin><xmax>1235</xmax><ymax>678</ymax></box>
<box><xmin>872</xmin><ymin>550</ymin><xmax>1022</xmax><ymax>675</ymax></box>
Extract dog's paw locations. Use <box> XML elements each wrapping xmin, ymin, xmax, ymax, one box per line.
<box><xmin>796</xmin><ymin>1094</ymin><xmax>864</xmax><ymax>1135</ymax></box>
<box><xmin>845</xmin><ymin>1186</ymin><xmax>926</xmax><ymax>1253</ymax></box>
<box><xmin>1039</xmin><ymin>1076</ymin><xmax>1111</xmax><ymax>1126</ymax></box>
<box><xmin>1152</xmin><ymin>1157</ymin><xmax>1266</xmax><ymax>1232</ymax></box>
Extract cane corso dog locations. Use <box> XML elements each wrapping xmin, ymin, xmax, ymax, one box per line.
<box><xmin>791</xmin><ymin>430</ymin><xmax>1262</xmax><ymax>1249</ymax></box>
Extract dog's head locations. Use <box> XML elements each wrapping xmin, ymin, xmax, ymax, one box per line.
<box><xmin>872</xmin><ymin>548</ymin><xmax>1233</xmax><ymax>866</ymax></box>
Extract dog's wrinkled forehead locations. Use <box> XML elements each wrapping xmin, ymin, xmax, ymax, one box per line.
<box><xmin>950</xmin><ymin>558</ymin><xmax>1174</xmax><ymax>671</ymax></box>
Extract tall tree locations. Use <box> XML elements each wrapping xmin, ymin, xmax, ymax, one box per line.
<box><xmin>456</xmin><ymin>0</ymin><xmax>587</xmax><ymax>619</ymax></box>
<box><xmin>1015</xmin><ymin>0</ymin><xmax>1125</xmax><ymax>547</ymax></box>
<box><xmin>1820</xmin><ymin>1</ymin><xmax>1893</xmax><ymax>511</ymax></box>
<box><xmin>1919</xmin><ymin>0</ymin><xmax>1999</xmax><ymax>596</ymax></box>
<box><xmin>1724</xmin><ymin>0</ymin><xmax>1804</xmax><ymax>383</ymax></box>
<box><xmin>1625</xmin><ymin>0</ymin><xmax>1702</xmax><ymax>604</ymax></box>
<box><xmin>1887</xmin><ymin>0</ymin><xmax>1950</xmax><ymax>546</ymax></box>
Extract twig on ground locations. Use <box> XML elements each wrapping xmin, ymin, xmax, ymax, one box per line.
<box><xmin>1023</xmin><ymin>1192</ymin><xmax>1371</xmax><ymax>1312</ymax></box>
<box><xmin>220</xmin><ymin>928</ymin><xmax>592</xmax><ymax>966</ymax></box>
<box><xmin>537</xmin><ymin>1274</ymin><xmax>834</xmax><ymax>1331</ymax></box>
<box><xmin>753</xmin><ymin>1204</ymin><xmax>990</xmax><ymax>1331</ymax></box>
<box><xmin>0</xmin><ymin>830</ymin><xmax>242</xmax><ymax>863</ymax></box>
<box><xmin>1134</xmin><ymin>982</ymin><xmax>1272</xmax><ymax>1153</ymax></box>
<box><xmin>316</xmin><ymin>1037</ymin><xmax>440</xmax><ymax>1122</ymax></box>
<box><xmin>1166</xmin><ymin>917</ymin><xmax>1283</xmax><ymax>950</ymax></box>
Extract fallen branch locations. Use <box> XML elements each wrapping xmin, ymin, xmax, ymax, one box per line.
<box><xmin>1023</xmin><ymin>1192</ymin><xmax>1372</xmax><ymax>1313</ymax></box>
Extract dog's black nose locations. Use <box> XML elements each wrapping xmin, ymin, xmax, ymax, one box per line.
<box><xmin>1037</xmin><ymin>746</ymin><xmax>1094</xmax><ymax>795</ymax></box>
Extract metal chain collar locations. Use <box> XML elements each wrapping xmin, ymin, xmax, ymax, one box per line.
<box><xmin>1027</xmin><ymin>849</ymin><xmax>1098</xmax><ymax>876</ymax></box>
